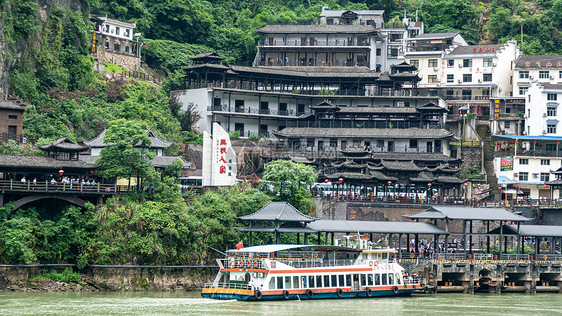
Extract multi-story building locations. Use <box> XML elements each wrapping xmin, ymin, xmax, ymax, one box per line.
<box><xmin>0</xmin><ymin>98</ymin><xmax>26</xmax><ymax>144</ymax></box>
<box><xmin>512</xmin><ymin>55</ymin><xmax>562</xmax><ymax>97</ymax></box>
<box><xmin>254</xmin><ymin>7</ymin><xmax>424</xmax><ymax>72</ymax></box>
<box><xmin>90</xmin><ymin>15</ymin><xmax>141</xmax><ymax>70</ymax></box>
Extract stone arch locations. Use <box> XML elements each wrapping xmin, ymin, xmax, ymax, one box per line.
<box><xmin>11</xmin><ymin>195</ymin><xmax>88</xmax><ymax>212</ymax></box>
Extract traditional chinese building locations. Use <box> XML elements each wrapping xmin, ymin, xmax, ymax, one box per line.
<box><xmin>0</xmin><ymin>98</ymin><xmax>27</xmax><ymax>144</ymax></box>
<box><xmin>90</xmin><ymin>15</ymin><xmax>141</xmax><ymax>70</ymax></box>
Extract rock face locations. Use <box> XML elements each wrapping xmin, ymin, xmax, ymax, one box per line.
<box><xmin>0</xmin><ymin>266</ymin><xmax>217</xmax><ymax>292</ymax></box>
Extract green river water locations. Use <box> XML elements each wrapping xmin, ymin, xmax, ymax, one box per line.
<box><xmin>0</xmin><ymin>291</ymin><xmax>561</xmax><ymax>316</ymax></box>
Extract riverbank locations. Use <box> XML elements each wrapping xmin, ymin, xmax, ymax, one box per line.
<box><xmin>0</xmin><ymin>265</ymin><xmax>217</xmax><ymax>292</ymax></box>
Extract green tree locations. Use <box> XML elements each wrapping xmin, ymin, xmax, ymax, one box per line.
<box><xmin>96</xmin><ymin>119</ymin><xmax>155</xmax><ymax>188</ymax></box>
<box><xmin>262</xmin><ymin>160</ymin><xmax>317</xmax><ymax>212</ymax></box>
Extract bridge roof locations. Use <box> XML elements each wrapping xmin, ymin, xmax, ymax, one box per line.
<box><xmin>404</xmin><ymin>206</ymin><xmax>531</xmax><ymax>222</ymax></box>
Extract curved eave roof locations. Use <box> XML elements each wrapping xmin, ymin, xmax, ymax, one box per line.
<box><xmin>308</xmin><ymin>220</ymin><xmax>448</xmax><ymax>235</ymax></box>
<box><xmin>404</xmin><ymin>206</ymin><xmax>531</xmax><ymax>222</ymax></box>
<box><xmin>238</xmin><ymin>201</ymin><xmax>317</xmax><ymax>222</ymax></box>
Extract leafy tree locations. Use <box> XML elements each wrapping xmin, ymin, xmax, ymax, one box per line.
<box><xmin>96</xmin><ymin>119</ymin><xmax>155</xmax><ymax>187</ymax></box>
<box><xmin>262</xmin><ymin>160</ymin><xmax>317</xmax><ymax>212</ymax></box>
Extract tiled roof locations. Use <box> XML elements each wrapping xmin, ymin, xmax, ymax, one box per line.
<box><xmin>275</xmin><ymin>127</ymin><xmax>454</xmax><ymax>139</ymax></box>
<box><xmin>256</xmin><ymin>24</ymin><xmax>380</xmax><ymax>34</ymax></box>
<box><xmin>84</xmin><ymin>129</ymin><xmax>172</xmax><ymax>148</ymax></box>
<box><xmin>0</xmin><ymin>154</ymin><xmax>95</xmax><ymax>169</ymax></box>
<box><xmin>38</xmin><ymin>137</ymin><xmax>89</xmax><ymax>152</ymax></box>
<box><xmin>0</xmin><ymin>99</ymin><xmax>26</xmax><ymax>111</ymax></box>
<box><xmin>446</xmin><ymin>45</ymin><xmax>501</xmax><ymax>56</ymax></box>
<box><xmin>370</xmin><ymin>153</ymin><xmax>458</xmax><ymax>162</ymax></box>
<box><xmin>320</xmin><ymin>9</ymin><xmax>385</xmax><ymax>17</ymax></box>
<box><xmin>381</xmin><ymin>160</ymin><xmax>423</xmax><ymax>171</ymax></box>
<box><xmin>409</xmin><ymin>32</ymin><xmax>459</xmax><ymax>40</ymax></box>
<box><xmin>238</xmin><ymin>201</ymin><xmax>317</xmax><ymax>222</ymax></box>
<box><xmin>189</xmin><ymin>51</ymin><xmax>226</xmax><ymax>60</ymax></box>
<box><xmin>515</xmin><ymin>55</ymin><xmax>562</xmax><ymax>69</ymax></box>
<box><xmin>337</xmin><ymin>107</ymin><xmax>419</xmax><ymax>114</ymax></box>
<box><xmin>80</xmin><ymin>155</ymin><xmax>190</xmax><ymax>168</ymax></box>
<box><xmin>540</xmin><ymin>83</ymin><xmax>562</xmax><ymax>90</ymax></box>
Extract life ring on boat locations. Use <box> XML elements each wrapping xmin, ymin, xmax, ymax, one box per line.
<box><xmin>366</xmin><ymin>287</ymin><xmax>373</xmax><ymax>297</ymax></box>
<box><xmin>254</xmin><ymin>290</ymin><xmax>263</xmax><ymax>300</ymax></box>
<box><xmin>306</xmin><ymin>289</ymin><xmax>313</xmax><ymax>299</ymax></box>
<box><xmin>336</xmin><ymin>288</ymin><xmax>343</xmax><ymax>298</ymax></box>
<box><xmin>283</xmin><ymin>290</ymin><xmax>290</xmax><ymax>300</ymax></box>
<box><xmin>392</xmin><ymin>286</ymin><xmax>398</xmax><ymax>294</ymax></box>
<box><xmin>229</xmin><ymin>258</ymin><xmax>235</xmax><ymax>268</ymax></box>
<box><xmin>247</xmin><ymin>260</ymin><xmax>254</xmax><ymax>267</ymax></box>
<box><xmin>253</xmin><ymin>260</ymin><xmax>259</xmax><ymax>268</ymax></box>
<box><xmin>237</xmin><ymin>259</ymin><xmax>244</xmax><ymax>267</ymax></box>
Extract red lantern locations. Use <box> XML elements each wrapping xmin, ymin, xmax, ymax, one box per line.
<box><xmin>387</xmin><ymin>181</ymin><xmax>392</xmax><ymax>185</ymax></box>
<box><xmin>534</xmin><ymin>141</ymin><xmax>537</xmax><ymax>144</ymax></box>
<box><xmin>463</xmin><ymin>183</ymin><xmax>468</xmax><ymax>187</ymax></box>
<box><xmin>339</xmin><ymin>178</ymin><xmax>344</xmax><ymax>183</ymax></box>
<box><xmin>59</xmin><ymin>169</ymin><xmax>64</xmax><ymax>176</ymax></box>
<box><xmin>324</xmin><ymin>179</ymin><xmax>329</xmax><ymax>184</ymax></box>
<box><xmin>544</xmin><ymin>185</ymin><xmax>549</xmax><ymax>189</ymax></box>
<box><xmin>427</xmin><ymin>183</ymin><xmax>432</xmax><ymax>188</ymax></box>
<box><xmin>498</xmin><ymin>186</ymin><xmax>502</xmax><ymax>191</ymax></box>
<box><xmin>515</xmin><ymin>141</ymin><xmax>519</xmax><ymax>144</ymax></box>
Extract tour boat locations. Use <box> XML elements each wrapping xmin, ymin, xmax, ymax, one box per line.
<box><xmin>201</xmin><ymin>242</ymin><xmax>420</xmax><ymax>301</ymax></box>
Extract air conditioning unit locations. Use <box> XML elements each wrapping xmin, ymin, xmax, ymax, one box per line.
<box><xmin>514</xmin><ymin>173</ymin><xmax>518</xmax><ymax>178</ymax></box>
<box><xmin>458</xmin><ymin>64</ymin><xmax>463</xmax><ymax>68</ymax></box>
<box><xmin>550</xmin><ymin>76</ymin><xmax>554</xmax><ymax>80</ymax></box>
<box><xmin>530</xmin><ymin>76</ymin><xmax>534</xmax><ymax>80</ymax></box>
<box><xmin>397</xmin><ymin>101</ymin><xmax>405</xmax><ymax>107</ymax></box>
<box><xmin>543</xmin><ymin>113</ymin><xmax>547</xmax><ymax>117</ymax></box>
<box><xmin>458</xmin><ymin>79</ymin><xmax>462</xmax><ymax>83</ymax></box>
<box><xmin>492</xmin><ymin>63</ymin><xmax>497</xmax><ymax>67</ymax></box>
<box><xmin>533</xmin><ymin>173</ymin><xmax>539</xmax><ymax>179</ymax></box>
<box><xmin>433</xmin><ymin>67</ymin><xmax>438</xmax><ymax>71</ymax></box>
<box><xmin>542</xmin><ymin>130</ymin><xmax>546</xmax><ymax>134</ymax></box>
<box><xmin>478</xmin><ymin>79</ymin><xmax>482</xmax><ymax>83</ymax></box>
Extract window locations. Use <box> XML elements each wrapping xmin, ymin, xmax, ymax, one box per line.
<box><xmin>447</xmin><ymin>74</ymin><xmax>454</xmax><ymax>83</ymax></box>
<box><xmin>504</xmin><ymin>121</ymin><xmax>511</xmax><ymax>128</ymax></box>
<box><xmin>463</xmin><ymin>59</ymin><xmax>472</xmax><ymax>67</ymax></box>
<box><xmin>463</xmin><ymin>74</ymin><xmax>472</xmax><ymax>82</ymax></box>
<box><xmin>547</xmin><ymin>106</ymin><xmax>557</xmax><ymax>116</ymax></box>
<box><xmin>519</xmin><ymin>87</ymin><xmax>528</xmax><ymax>95</ymax></box>
<box><xmin>294</xmin><ymin>276</ymin><xmax>300</xmax><ymax>288</ymax></box>
<box><xmin>519</xmin><ymin>71</ymin><xmax>529</xmax><ymax>79</ymax></box>
<box><xmin>447</xmin><ymin>60</ymin><xmax>454</xmax><ymax>68</ymax></box>
<box><xmin>428</xmin><ymin>75</ymin><xmax>438</xmax><ymax>83</ymax></box>
<box><xmin>541</xmin><ymin>173</ymin><xmax>550</xmax><ymax>182</ymax></box>
<box><xmin>519</xmin><ymin>158</ymin><xmax>528</xmax><ymax>165</ymax></box>
<box><xmin>316</xmin><ymin>275</ymin><xmax>322</xmax><ymax>288</ymax></box>
<box><xmin>410</xmin><ymin>60</ymin><xmax>419</xmax><ymax>69</ymax></box>
<box><xmin>548</xmin><ymin>93</ymin><xmax>557</xmax><ymax>101</ymax></box>
<box><xmin>115</xmin><ymin>26</ymin><xmax>120</xmax><ymax>36</ymax></box>
<box><xmin>277</xmin><ymin>277</ymin><xmax>284</xmax><ymax>289</ymax></box>
<box><xmin>331</xmin><ymin>275</ymin><xmax>337</xmax><ymax>287</ymax></box>
<box><xmin>327</xmin><ymin>18</ymin><xmax>334</xmax><ymax>25</ymax></box>
<box><xmin>308</xmin><ymin>276</ymin><xmax>315</xmax><ymax>288</ymax></box>
<box><xmin>125</xmin><ymin>29</ymin><xmax>130</xmax><ymax>37</ymax></box>
<box><xmin>548</xmin><ymin>123</ymin><xmax>557</xmax><ymax>134</ymax></box>
<box><xmin>368</xmin><ymin>274</ymin><xmax>374</xmax><ymax>286</ymax></box>
<box><xmin>382</xmin><ymin>273</ymin><xmax>388</xmax><ymax>285</ymax></box>
<box><xmin>483</xmin><ymin>58</ymin><xmax>493</xmax><ymax>67</ymax></box>
<box><xmin>376</xmin><ymin>48</ymin><xmax>381</xmax><ymax>56</ymax></box>
<box><xmin>559</xmin><ymin>70</ymin><xmax>562</xmax><ymax>79</ymax></box>
<box><xmin>539</xmin><ymin>70</ymin><xmax>549</xmax><ymax>79</ymax></box>
<box><xmin>345</xmin><ymin>275</ymin><xmax>351</xmax><ymax>287</ymax></box>
<box><xmin>428</xmin><ymin>59</ymin><xmax>438</xmax><ymax>67</ymax></box>
<box><xmin>323</xmin><ymin>275</ymin><xmax>329</xmax><ymax>288</ymax></box>
<box><xmin>483</xmin><ymin>73</ymin><xmax>492</xmax><ymax>82</ymax></box>
<box><xmin>541</xmin><ymin>159</ymin><xmax>551</xmax><ymax>165</ymax></box>
<box><xmin>519</xmin><ymin>172</ymin><xmax>528</xmax><ymax>181</ymax></box>
<box><xmin>375</xmin><ymin>274</ymin><xmax>381</xmax><ymax>285</ymax></box>
<box><xmin>8</xmin><ymin>115</ymin><xmax>17</xmax><ymax>120</ymax></box>
<box><xmin>462</xmin><ymin>90</ymin><xmax>472</xmax><ymax>100</ymax></box>
<box><xmin>410</xmin><ymin>139</ymin><xmax>418</xmax><ymax>148</ymax></box>
<box><xmin>446</xmin><ymin>90</ymin><xmax>454</xmax><ymax>98</ymax></box>
<box><xmin>330</xmin><ymin>138</ymin><xmax>337</xmax><ymax>148</ymax></box>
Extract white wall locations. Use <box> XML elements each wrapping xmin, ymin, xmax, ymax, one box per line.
<box><xmin>495</xmin><ymin>156</ymin><xmax>562</xmax><ymax>199</ymax></box>
<box><xmin>525</xmin><ymin>83</ymin><xmax>562</xmax><ymax>136</ymax></box>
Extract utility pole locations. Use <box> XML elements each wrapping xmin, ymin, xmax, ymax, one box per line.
<box><xmin>520</xmin><ymin>22</ymin><xmax>524</xmax><ymax>54</ymax></box>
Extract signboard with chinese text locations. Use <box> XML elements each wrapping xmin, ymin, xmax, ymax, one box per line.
<box><xmin>202</xmin><ymin>123</ymin><xmax>237</xmax><ymax>186</ymax></box>
<box><xmin>500</xmin><ymin>156</ymin><xmax>514</xmax><ymax>171</ymax></box>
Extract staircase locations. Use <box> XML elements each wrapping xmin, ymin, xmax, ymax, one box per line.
<box><xmin>476</xmin><ymin>124</ymin><xmax>498</xmax><ymax>200</ymax></box>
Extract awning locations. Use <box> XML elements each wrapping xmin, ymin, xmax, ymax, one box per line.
<box><xmin>504</xmin><ymin>188</ymin><xmax>524</xmax><ymax>195</ymax></box>
<box><xmin>498</xmin><ymin>175</ymin><xmax>517</xmax><ymax>185</ymax></box>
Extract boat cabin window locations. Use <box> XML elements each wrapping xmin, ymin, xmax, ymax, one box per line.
<box><xmin>395</xmin><ymin>273</ymin><xmax>402</xmax><ymax>285</ymax></box>
<box><xmin>316</xmin><ymin>275</ymin><xmax>323</xmax><ymax>288</ymax></box>
<box><xmin>308</xmin><ymin>276</ymin><xmax>315</xmax><ymax>288</ymax></box>
<box><xmin>323</xmin><ymin>275</ymin><xmax>330</xmax><ymax>288</ymax></box>
<box><xmin>269</xmin><ymin>277</ymin><xmax>275</xmax><ymax>289</ymax></box>
<box><xmin>345</xmin><ymin>275</ymin><xmax>351</xmax><ymax>287</ymax></box>
<box><xmin>382</xmin><ymin>253</ymin><xmax>388</xmax><ymax>260</ymax></box>
<box><xmin>360</xmin><ymin>274</ymin><xmax>366</xmax><ymax>287</ymax></box>
<box><xmin>331</xmin><ymin>275</ymin><xmax>337</xmax><ymax>287</ymax></box>
<box><xmin>293</xmin><ymin>276</ymin><xmax>300</xmax><ymax>289</ymax></box>
<box><xmin>375</xmin><ymin>274</ymin><xmax>381</xmax><ymax>285</ymax></box>
<box><xmin>285</xmin><ymin>276</ymin><xmax>291</xmax><ymax>289</ymax></box>
<box><xmin>302</xmin><ymin>276</ymin><xmax>308</xmax><ymax>288</ymax></box>
<box><xmin>339</xmin><ymin>275</ymin><xmax>344</xmax><ymax>287</ymax></box>
<box><xmin>388</xmin><ymin>273</ymin><xmax>394</xmax><ymax>285</ymax></box>
<box><xmin>367</xmin><ymin>274</ymin><xmax>374</xmax><ymax>286</ymax></box>
<box><xmin>277</xmin><ymin>277</ymin><xmax>284</xmax><ymax>289</ymax></box>
<box><xmin>382</xmin><ymin>273</ymin><xmax>388</xmax><ymax>285</ymax></box>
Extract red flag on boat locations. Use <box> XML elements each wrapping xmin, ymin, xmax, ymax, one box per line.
<box><xmin>235</xmin><ymin>240</ymin><xmax>243</xmax><ymax>250</ymax></box>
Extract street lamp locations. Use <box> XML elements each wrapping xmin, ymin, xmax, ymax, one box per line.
<box><xmin>427</xmin><ymin>183</ymin><xmax>432</xmax><ymax>203</ymax></box>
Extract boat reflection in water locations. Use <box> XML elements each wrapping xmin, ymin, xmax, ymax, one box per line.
<box><xmin>202</xmin><ymin>240</ymin><xmax>420</xmax><ymax>301</ymax></box>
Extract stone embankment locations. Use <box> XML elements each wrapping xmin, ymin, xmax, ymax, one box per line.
<box><xmin>0</xmin><ymin>265</ymin><xmax>217</xmax><ymax>292</ymax></box>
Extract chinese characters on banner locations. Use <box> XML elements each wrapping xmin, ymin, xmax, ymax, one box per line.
<box><xmin>494</xmin><ymin>99</ymin><xmax>500</xmax><ymax>120</ymax></box>
<box><xmin>216</xmin><ymin>138</ymin><xmax>230</xmax><ymax>176</ymax></box>
<box><xmin>500</xmin><ymin>156</ymin><xmax>514</xmax><ymax>171</ymax></box>
<box><xmin>202</xmin><ymin>122</ymin><xmax>237</xmax><ymax>186</ymax></box>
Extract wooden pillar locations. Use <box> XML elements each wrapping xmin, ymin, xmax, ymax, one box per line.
<box><xmin>463</xmin><ymin>219</ymin><xmax>467</xmax><ymax>256</ymax></box>
<box><xmin>297</xmin><ymin>233</ymin><xmax>300</xmax><ymax>245</ymax></box>
<box><xmin>469</xmin><ymin>220</ymin><xmax>473</xmax><ymax>254</ymax></box>
<box><xmin>487</xmin><ymin>221</ymin><xmax>491</xmax><ymax>253</ymax></box>
<box><xmin>499</xmin><ymin>221</ymin><xmax>503</xmax><ymax>257</ymax></box>
<box><xmin>516</xmin><ymin>222</ymin><xmax>521</xmax><ymax>254</ymax></box>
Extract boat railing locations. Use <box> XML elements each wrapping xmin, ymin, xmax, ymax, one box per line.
<box><xmin>221</xmin><ymin>258</ymin><xmax>265</xmax><ymax>270</ymax></box>
<box><xmin>277</xmin><ymin>258</ymin><xmax>356</xmax><ymax>268</ymax></box>
<box><xmin>203</xmin><ymin>282</ymin><xmax>252</xmax><ymax>290</ymax></box>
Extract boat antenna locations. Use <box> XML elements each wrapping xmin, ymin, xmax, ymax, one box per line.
<box><xmin>209</xmin><ymin>247</ymin><xmax>227</xmax><ymax>257</ymax></box>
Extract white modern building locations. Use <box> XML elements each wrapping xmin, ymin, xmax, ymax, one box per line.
<box><xmin>512</xmin><ymin>55</ymin><xmax>562</xmax><ymax>97</ymax></box>
<box><xmin>91</xmin><ymin>15</ymin><xmax>138</xmax><ymax>55</ymax></box>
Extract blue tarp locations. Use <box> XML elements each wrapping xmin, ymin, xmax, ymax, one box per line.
<box><xmin>492</xmin><ymin>134</ymin><xmax>562</xmax><ymax>141</ymax></box>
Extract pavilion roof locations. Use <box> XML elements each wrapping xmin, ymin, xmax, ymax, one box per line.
<box><xmin>404</xmin><ymin>206</ymin><xmax>531</xmax><ymax>222</ymax></box>
<box><xmin>0</xmin><ymin>154</ymin><xmax>94</xmax><ymax>170</ymax></box>
<box><xmin>489</xmin><ymin>225</ymin><xmax>562</xmax><ymax>237</ymax></box>
<box><xmin>238</xmin><ymin>202</ymin><xmax>317</xmax><ymax>222</ymax></box>
<box><xmin>84</xmin><ymin>129</ymin><xmax>172</xmax><ymax>148</ymax></box>
<box><xmin>38</xmin><ymin>137</ymin><xmax>89</xmax><ymax>153</ymax></box>
<box><xmin>308</xmin><ymin>220</ymin><xmax>448</xmax><ymax>235</ymax></box>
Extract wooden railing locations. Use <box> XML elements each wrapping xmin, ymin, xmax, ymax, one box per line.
<box><xmin>0</xmin><ymin>180</ymin><xmax>118</xmax><ymax>194</ymax></box>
